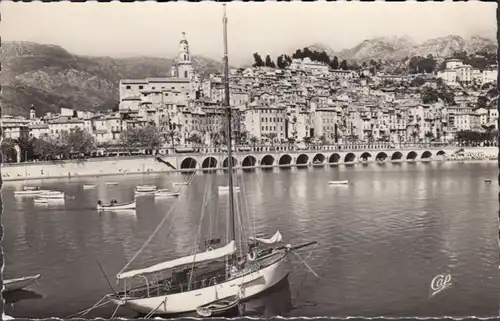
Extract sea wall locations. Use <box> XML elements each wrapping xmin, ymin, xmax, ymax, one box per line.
<box><xmin>1</xmin><ymin>147</ymin><xmax>497</xmax><ymax>182</ymax></box>
<box><xmin>1</xmin><ymin>156</ymin><xmax>175</xmax><ymax>182</ymax></box>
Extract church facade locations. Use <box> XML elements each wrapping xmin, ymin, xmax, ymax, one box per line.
<box><xmin>118</xmin><ymin>32</ymin><xmax>201</xmax><ymax>113</ymax></box>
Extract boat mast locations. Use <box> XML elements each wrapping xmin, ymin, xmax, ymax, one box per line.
<box><xmin>223</xmin><ymin>4</ymin><xmax>236</xmax><ymax>244</ymax></box>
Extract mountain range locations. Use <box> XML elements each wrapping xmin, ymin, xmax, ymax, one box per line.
<box><xmin>307</xmin><ymin>35</ymin><xmax>497</xmax><ymax>62</ymax></box>
<box><xmin>1</xmin><ymin>35</ymin><xmax>497</xmax><ymax>117</ymax></box>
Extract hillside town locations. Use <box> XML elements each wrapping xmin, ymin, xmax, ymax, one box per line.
<box><xmin>1</xmin><ymin>33</ymin><xmax>498</xmax><ymax>161</ymax></box>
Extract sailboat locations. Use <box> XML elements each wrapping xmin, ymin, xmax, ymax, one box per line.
<box><xmin>136</xmin><ymin>164</ymin><xmax>158</xmax><ymax>195</ymax></box>
<box><xmin>105</xmin><ymin>6</ymin><xmax>317</xmax><ymax>316</ymax></box>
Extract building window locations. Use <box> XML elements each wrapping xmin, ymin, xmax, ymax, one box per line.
<box><xmin>139</xmin><ymin>86</ymin><xmax>144</xmax><ymax>90</ymax></box>
<box><xmin>184</xmin><ymin>71</ymin><xmax>188</xmax><ymax>78</ymax></box>
<box><xmin>126</xmin><ymin>86</ymin><xmax>131</xmax><ymax>89</ymax></box>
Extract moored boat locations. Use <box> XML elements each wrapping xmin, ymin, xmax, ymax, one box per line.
<box><xmin>173</xmin><ymin>182</ymin><xmax>190</xmax><ymax>187</ymax></box>
<box><xmin>4</xmin><ymin>274</ymin><xmax>41</xmax><ymax>293</ymax></box>
<box><xmin>155</xmin><ymin>189</ymin><xmax>180</xmax><ymax>197</ymax></box>
<box><xmin>83</xmin><ymin>184</ymin><xmax>97</xmax><ymax>189</ymax></box>
<box><xmin>39</xmin><ymin>191</ymin><xmax>65</xmax><ymax>199</ymax></box>
<box><xmin>14</xmin><ymin>186</ymin><xmax>49</xmax><ymax>196</ymax></box>
<box><xmin>97</xmin><ymin>200</ymin><xmax>136</xmax><ymax>211</ymax></box>
<box><xmin>136</xmin><ymin>184</ymin><xmax>157</xmax><ymax>191</ymax></box>
<box><xmin>196</xmin><ymin>294</ymin><xmax>241</xmax><ymax>317</ymax></box>
<box><xmin>106</xmin><ymin>182</ymin><xmax>118</xmax><ymax>186</ymax></box>
<box><xmin>328</xmin><ymin>180</ymin><xmax>349</xmax><ymax>185</ymax></box>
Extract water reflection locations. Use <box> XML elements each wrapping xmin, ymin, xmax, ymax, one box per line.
<box><xmin>1</xmin><ymin>162</ymin><xmax>498</xmax><ymax>318</ymax></box>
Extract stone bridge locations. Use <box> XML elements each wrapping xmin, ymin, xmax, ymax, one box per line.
<box><xmin>167</xmin><ymin>146</ymin><xmax>475</xmax><ymax>170</ymax></box>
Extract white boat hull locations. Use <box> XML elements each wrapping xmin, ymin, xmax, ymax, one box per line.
<box><xmin>4</xmin><ymin>274</ymin><xmax>41</xmax><ymax>292</ymax></box>
<box><xmin>14</xmin><ymin>190</ymin><xmax>50</xmax><ymax>196</ymax></box>
<box><xmin>155</xmin><ymin>192</ymin><xmax>180</xmax><ymax>197</ymax></box>
<box><xmin>136</xmin><ymin>185</ymin><xmax>157</xmax><ymax>191</ymax></box>
<box><xmin>39</xmin><ymin>191</ymin><xmax>65</xmax><ymax>199</ymax></box>
<box><xmin>113</xmin><ymin>253</ymin><xmax>290</xmax><ymax>315</ymax></box>
<box><xmin>83</xmin><ymin>185</ymin><xmax>97</xmax><ymax>189</ymax></box>
<box><xmin>328</xmin><ymin>180</ymin><xmax>349</xmax><ymax>185</ymax></box>
<box><xmin>97</xmin><ymin>202</ymin><xmax>136</xmax><ymax>211</ymax></box>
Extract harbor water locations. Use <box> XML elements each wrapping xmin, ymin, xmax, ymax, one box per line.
<box><xmin>2</xmin><ymin>161</ymin><xmax>499</xmax><ymax>318</ymax></box>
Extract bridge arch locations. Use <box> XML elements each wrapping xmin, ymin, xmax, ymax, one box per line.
<box><xmin>329</xmin><ymin>153</ymin><xmax>341</xmax><ymax>163</ymax></box>
<box><xmin>436</xmin><ymin>150</ymin><xmax>446</xmax><ymax>156</ymax></box>
<box><xmin>242</xmin><ymin>155</ymin><xmax>256</xmax><ymax>167</ymax></box>
<box><xmin>375</xmin><ymin>152</ymin><xmax>388</xmax><ymax>161</ymax></box>
<box><xmin>261</xmin><ymin>155</ymin><xmax>275</xmax><ymax>166</ymax></box>
<box><xmin>223</xmin><ymin>157</ymin><xmax>238</xmax><ymax>168</ymax></box>
<box><xmin>180</xmin><ymin>157</ymin><xmax>197</xmax><ymax>169</ymax></box>
<box><xmin>421</xmin><ymin>151</ymin><xmax>432</xmax><ymax>159</ymax></box>
<box><xmin>313</xmin><ymin>153</ymin><xmax>325</xmax><ymax>164</ymax></box>
<box><xmin>360</xmin><ymin>152</ymin><xmax>372</xmax><ymax>161</ymax></box>
<box><xmin>296</xmin><ymin>154</ymin><xmax>309</xmax><ymax>165</ymax></box>
<box><xmin>201</xmin><ymin>157</ymin><xmax>217</xmax><ymax>169</ymax></box>
<box><xmin>391</xmin><ymin>151</ymin><xmax>403</xmax><ymax>160</ymax></box>
<box><xmin>344</xmin><ymin>153</ymin><xmax>356</xmax><ymax>163</ymax></box>
<box><xmin>279</xmin><ymin>154</ymin><xmax>292</xmax><ymax>165</ymax></box>
<box><xmin>407</xmin><ymin>151</ymin><xmax>418</xmax><ymax>160</ymax></box>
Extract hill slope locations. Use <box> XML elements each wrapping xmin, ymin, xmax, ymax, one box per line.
<box><xmin>1</xmin><ymin>41</ymin><xmax>223</xmax><ymax>117</ymax></box>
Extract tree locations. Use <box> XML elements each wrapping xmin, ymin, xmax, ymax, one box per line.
<box><xmin>303</xmin><ymin>136</ymin><xmax>312</xmax><ymax>145</ymax></box>
<box><xmin>425</xmin><ymin>131</ymin><xmax>434</xmax><ymax>142</ymax></box>
<box><xmin>249</xmin><ymin>135</ymin><xmax>259</xmax><ymax>148</ymax></box>
<box><xmin>266</xmin><ymin>132</ymin><xmax>278</xmax><ymax>145</ymax></box>
<box><xmin>319</xmin><ymin>135</ymin><xmax>327</xmax><ymax>145</ymax></box>
<box><xmin>340</xmin><ymin>59</ymin><xmax>348</xmax><ymax>70</ymax></box>
<box><xmin>252</xmin><ymin>53</ymin><xmax>264</xmax><ymax>67</ymax></box>
<box><xmin>1</xmin><ymin>138</ymin><xmax>17</xmax><ymax>163</ymax></box>
<box><xmin>16</xmin><ymin>136</ymin><xmax>36</xmax><ymax>161</ymax></box>
<box><xmin>61</xmin><ymin>128</ymin><xmax>96</xmax><ymax>156</ymax></box>
<box><xmin>187</xmin><ymin>132</ymin><xmax>203</xmax><ymax>146</ymax></box>
<box><xmin>330</xmin><ymin>56</ymin><xmax>339</xmax><ymax>70</ymax></box>
<box><xmin>120</xmin><ymin>124</ymin><xmax>162</xmax><ymax>152</ymax></box>
<box><xmin>264</xmin><ymin>55</ymin><xmax>276</xmax><ymax>68</ymax></box>
<box><xmin>410</xmin><ymin>76</ymin><xmax>426</xmax><ymax>87</ymax></box>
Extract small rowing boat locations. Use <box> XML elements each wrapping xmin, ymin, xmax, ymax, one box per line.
<box><xmin>196</xmin><ymin>294</ymin><xmax>241</xmax><ymax>317</ymax></box>
<box><xmin>38</xmin><ymin>191</ymin><xmax>65</xmax><ymax>199</ymax></box>
<box><xmin>328</xmin><ymin>180</ymin><xmax>349</xmax><ymax>185</ymax></box>
<box><xmin>83</xmin><ymin>184</ymin><xmax>97</xmax><ymax>189</ymax></box>
<box><xmin>106</xmin><ymin>182</ymin><xmax>118</xmax><ymax>186</ymax></box>
<box><xmin>173</xmin><ymin>182</ymin><xmax>190</xmax><ymax>187</ymax></box>
<box><xmin>155</xmin><ymin>189</ymin><xmax>180</xmax><ymax>197</ymax></box>
<box><xmin>136</xmin><ymin>184</ymin><xmax>157</xmax><ymax>191</ymax></box>
<box><xmin>97</xmin><ymin>200</ymin><xmax>136</xmax><ymax>211</ymax></box>
<box><xmin>14</xmin><ymin>186</ymin><xmax>49</xmax><ymax>196</ymax></box>
<box><xmin>4</xmin><ymin>274</ymin><xmax>41</xmax><ymax>293</ymax></box>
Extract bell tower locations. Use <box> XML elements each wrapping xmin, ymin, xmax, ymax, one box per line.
<box><xmin>177</xmin><ymin>32</ymin><xmax>194</xmax><ymax>79</ymax></box>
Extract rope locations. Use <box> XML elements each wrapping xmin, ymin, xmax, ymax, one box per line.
<box><xmin>110</xmin><ymin>303</ymin><xmax>121</xmax><ymax>318</ymax></box>
<box><xmin>144</xmin><ymin>298</ymin><xmax>167</xmax><ymax>319</ymax></box>
<box><xmin>117</xmin><ymin>169</ymin><xmax>197</xmax><ymax>279</ymax></box>
<box><xmin>65</xmin><ymin>295</ymin><xmax>111</xmax><ymax>318</ymax></box>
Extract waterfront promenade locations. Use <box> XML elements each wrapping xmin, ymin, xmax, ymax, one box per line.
<box><xmin>1</xmin><ymin>144</ymin><xmax>496</xmax><ymax>182</ymax></box>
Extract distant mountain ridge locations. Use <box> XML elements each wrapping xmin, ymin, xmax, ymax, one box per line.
<box><xmin>306</xmin><ymin>35</ymin><xmax>497</xmax><ymax>62</ymax></box>
<box><xmin>1</xmin><ymin>41</ymin><xmax>224</xmax><ymax>117</ymax></box>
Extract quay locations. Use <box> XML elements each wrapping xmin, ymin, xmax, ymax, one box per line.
<box><xmin>1</xmin><ymin>145</ymin><xmax>496</xmax><ymax>182</ymax></box>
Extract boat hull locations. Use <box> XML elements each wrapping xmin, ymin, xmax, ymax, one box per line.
<box><xmin>4</xmin><ymin>274</ymin><xmax>41</xmax><ymax>292</ymax></box>
<box><xmin>97</xmin><ymin>202</ymin><xmax>136</xmax><ymax>211</ymax></box>
<box><xmin>39</xmin><ymin>192</ymin><xmax>65</xmax><ymax>199</ymax></box>
<box><xmin>112</xmin><ymin>253</ymin><xmax>290</xmax><ymax>315</ymax></box>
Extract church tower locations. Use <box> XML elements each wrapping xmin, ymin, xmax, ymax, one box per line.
<box><xmin>177</xmin><ymin>32</ymin><xmax>194</xmax><ymax>79</ymax></box>
<box><xmin>29</xmin><ymin>105</ymin><xmax>36</xmax><ymax>120</ymax></box>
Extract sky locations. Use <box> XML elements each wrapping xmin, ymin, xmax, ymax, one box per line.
<box><xmin>1</xmin><ymin>1</ymin><xmax>497</xmax><ymax>65</ymax></box>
